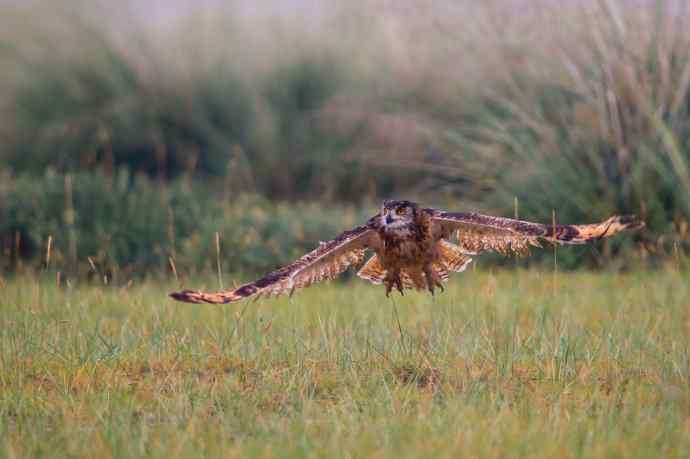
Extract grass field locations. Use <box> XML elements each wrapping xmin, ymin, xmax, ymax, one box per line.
<box><xmin>1</xmin><ymin>269</ymin><xmax>688</xmax><ymax>458</ymax></box>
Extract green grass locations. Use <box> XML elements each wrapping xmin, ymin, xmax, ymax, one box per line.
<box><xmin>1</xmin><ymin>269</ymin><xmax>688</xmax><ymax>458</ymax></box>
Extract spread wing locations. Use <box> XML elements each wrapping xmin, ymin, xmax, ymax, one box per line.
<box><xmin>169</xmin><ymin>223</ymin><xmax>381</xmax><ymax>304</ymax></box>
<box><xmin>430</xmin><ymin>211</ymin><xmax>644</xmax><ymax>256</ymax></box>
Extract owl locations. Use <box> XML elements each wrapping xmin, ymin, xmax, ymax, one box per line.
<box><xmin>170</xmin><ymin>200</ymin><xmax>643</xmax><ymax>303</ymax></box>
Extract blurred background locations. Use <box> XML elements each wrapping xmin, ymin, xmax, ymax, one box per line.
<box><xmin>1</xmin><ymin>0</ymin><xmax>688</xmax><ymax>281</ymax></box>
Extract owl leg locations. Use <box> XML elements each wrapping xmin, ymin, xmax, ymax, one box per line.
<box><xmin>423</xmin><ymin>264</ymin><xmax>444</xmax><ymax>296</ymax></box>
<box><xmin>384</xmin><ymin>269</ymin><xmax>404</xmax><ymax>297</ymax></box>
<box><xmin>395</xmin><ymin>276</ymin><xmax>404</xmax><ymax>296</ymax></box>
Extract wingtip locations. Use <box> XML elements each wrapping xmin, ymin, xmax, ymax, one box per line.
<box><xmin>169</xmin><ymin>290</ymin><xmax>202</xmax><ymax>303</ymax></box>
<box><xmin>169</xmin><ymin>289</ymin><xmax>241</xmax><ymax>304</ymax></box>
<box><xmin>615</xmin><ymin>214</ymin><xmax>645</xmax><ymax>230</ymax></box>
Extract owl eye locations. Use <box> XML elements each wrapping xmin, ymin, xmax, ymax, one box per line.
<box><xmin>396</xmin><ymin>207</ymin><xmax>406</xmax><ymax>215</ymax></box>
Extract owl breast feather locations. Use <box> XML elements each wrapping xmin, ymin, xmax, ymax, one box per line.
<box><xmin>381</xmin><ymin>233</ymin><xmax>426</xmax><ymax>265</ymax></box>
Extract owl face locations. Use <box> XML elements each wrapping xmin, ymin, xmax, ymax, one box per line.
<box><xmin>381</xmin><ymin>200</ymin><xmax>417</xmax><ymax>232</ymax></box>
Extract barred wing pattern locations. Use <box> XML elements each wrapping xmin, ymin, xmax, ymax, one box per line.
<box><xmin>170</xmin><ymin>225</ymin><xmax>380</xmax><ymax>304</ymax></box>
<box><xmin>356</xmin><ymin>240</ymin><xmax>472</xmax><ymax>291</ymax></box>
<box><xmin>432</xmin><ymin>212</ymin><xmax>643</xmax><ymax>256</ymax></box>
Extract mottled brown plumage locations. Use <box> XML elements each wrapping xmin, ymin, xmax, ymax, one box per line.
<box><xmin>169</xmin><ymin>200</ymin><xmax>643</xmax><ymax>303</ymax></box>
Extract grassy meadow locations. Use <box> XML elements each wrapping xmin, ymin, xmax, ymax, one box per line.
<box><xmin>1</xmin><ymin>268</ymin><xmax>688</xmax><ymax>458</ymax></box>
<box><xmin>1</xmin><ymin>1</ymin><xmax>689</xmax><ymax>456</ymax></box>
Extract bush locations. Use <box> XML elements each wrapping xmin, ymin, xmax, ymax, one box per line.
<box><xmin>429</xmin><ymin>0</ymin><xmax>690</xmax><ymax>267</ymax></box>
<box><xmin>0</xmin><ymin>171</ymin><xmax>371</xmax><ymax>281</ymax></box>
<box><xmin>0</xmin><ymin>4</ymin><xmax>413</xmax><ymax>202</ymax></box>
<box><xmin>1</xmin><ymin>171</ymin><xmax>665</xmax><ymax>281</ymax></box>
<box><xmin>0</xmin><ymin>1</ymin><xmax>687</xmax><ymax>273</ymax></box>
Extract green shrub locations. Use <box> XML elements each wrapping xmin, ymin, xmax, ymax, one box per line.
<box><xmin>0</xmin><ymin>4</ymin><xmax>394</xmax><ymax>202</ymax></box>
<box><xmin>1</xmin><ymin>171</ymin><xmax>664</xmax><ymax>280</ymax></box>
<box><xmin>430</xmin><ymin>1</ymin><xmax>690</xmax><ymax>267</ymax></box>
<box><xmin>0</xmin><ymin>1</ymin><xmax>688</xmax><ymax>273</ymax></box>
<box><xmin>1</xmin><ymin>15</ymin><xmax>260</xmax><ymax>180</ymax></box>
<box><xmin>0</xmin><ymin>170</ymin><xmax>371</xmax><ymax>280</ymax></box>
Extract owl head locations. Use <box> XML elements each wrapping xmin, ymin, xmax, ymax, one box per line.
<box><xmin>381</xmin><ymin>200</ymin><xmax>418</xmax><ymax>231</ymax></box>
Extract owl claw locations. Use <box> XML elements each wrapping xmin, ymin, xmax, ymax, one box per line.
<box><xmin>423</xmin><ymin>264</ymin><xmax>446</xmax><ymax>296</ymax></box>
<box><xmin>385</xmin><ymin>285</ymin><xmax>391</xmax><ymax>297</ymax></box>
<box><xmin>395</xmin><ymin>278</ymin><xmax>404</xmax><ymax>296</ymax></box>
<box><xmin>384</xmin><ymin>272</ymin><xmax>405</xmax><ymax>297</ymax></box>
<box><xmin>427</xmin><ymin>280</ymin><xmax>444</xmax><ymax>296</ymax></box>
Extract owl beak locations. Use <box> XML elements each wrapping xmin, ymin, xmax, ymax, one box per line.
<box><xmin>385</xmin><ymin>214</ymin><xmax>394</xmax><ymax>225</ymax></box>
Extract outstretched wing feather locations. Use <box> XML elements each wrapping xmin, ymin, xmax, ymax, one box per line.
<box><xmin>432</xmin><ymin>211</ymin><xmax>643</xmax><ymax>256</ymax></box>
<box><xmin>170</xmin><ymin>225</ymin><xmax>380</xmax><ymax>304</ymax></box>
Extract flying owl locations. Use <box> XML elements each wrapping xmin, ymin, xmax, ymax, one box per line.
<box><xmin>170</xmin><ymin>200</ymin><xmax>643</xmax><ymax>303</ymax></box>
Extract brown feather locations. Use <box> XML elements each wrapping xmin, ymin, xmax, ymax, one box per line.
<box><xmin>170</xmin><ymin>225</ymin><xmax>379</xmax><ymax>304</ymax></box>
<box><xmin>358</xmin><ymin>250</ymin><xmax>464</xmax><ymax>292</ymax></box>
<box><xmin>170</xmin><ymin>203</ymin><xmax>643</xmax><ymax>304</ymax></box>
<box><xmin>436</xmin><ymin>239</ymin><xmax>473</xmax><ymax>272</ymax></box>
<box><xmin>357</xmin><ymin>254</ymin><xmax>387</xmax><ymax>284</ymax></box>
<box><xmin>432</xmin><ymin>212</ymin><xmax>643</xmax><ymax>256</ymax></box>
<box><xmin>399</xmin><ymin>268</ymin><xmax>426</xmax><ymax>290</ymax></box>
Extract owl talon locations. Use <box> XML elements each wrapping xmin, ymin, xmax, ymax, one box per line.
<box><xmin>395</xmin><ymin>278</ymin><xmax>404</xmax><ymax>296</ymax></box>
<box><xmin>384</xmin><ymin>271</ymin><xmax>404</xmax><ymax>297</ymax></box>
<box><xmin>423</xmin><ymin>265</ymin><xmax>441</xmax><ymax>296</ymax></box>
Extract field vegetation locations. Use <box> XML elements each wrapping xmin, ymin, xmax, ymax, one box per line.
<box><xmin>1</xmin><ymin>269</ymin><xmax>688</xmax><ymax>458</ymax></box>
<box><xmin>1</xmin><ymin>0</ymin><xmax>689</xmax><ymax>274</ymax></box>
<box><xmin>1</xmin><ymin>1</ymin><xmax>689</xmax><ymax>456</ymax></box>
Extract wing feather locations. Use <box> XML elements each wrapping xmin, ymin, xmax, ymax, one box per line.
<box><xmin>432</xmin><ymin>211</ymin><xmax>643</xmax><ymax>256</ymax></box>
<box><xmin>437</xmin><ymin>239</ymin><xmax>473</xmax><ymax>272</ymax></box>
<box><xmin>357</xmin><ymin>254</ymin><xmax>387</xmax><ymax>285</ymax></box>
<box><xmin>170</xmin><ymin>224</ymin><xmax>381</xmax><ymax>304</ymax></box>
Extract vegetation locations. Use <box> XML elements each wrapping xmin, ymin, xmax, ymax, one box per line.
<box><xmin>0</xmin><ymin>2</ymin><xmax>419</xmax><ymax>200</ymax></box>
<box><xmin>1</xmin><ymin>0</ymin><xmax>689</xmax><ymax>273</ymax></box>
<box><xmin>0</xmin><ymin>170</ymin><xmax>372</xmax><ymax>279</ymax></box>
<box><xmin>2</xmin><ymin>170</ymin><xmax>665</xmax><ymax>278</ymax></box>
<box><xmin>1</xmin><ymin>2</ymin><xmax>687</xmax><ymax>457</ymax></box>
<box><xmin>0</xmin><ymin>270</ymin><xmax>688</xmax><ymax>458</ymax></box>
<box><xmin>435</xmin><ymin>0</ymin><xmax>690</xmax><ymax>247</ymax></box>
